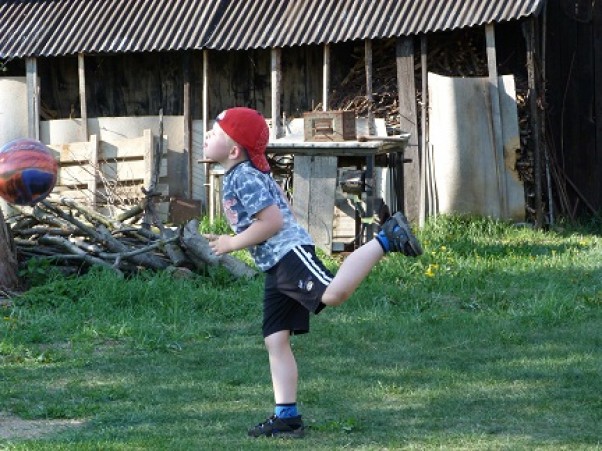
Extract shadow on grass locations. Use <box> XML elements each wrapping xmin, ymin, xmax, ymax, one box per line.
<box><xmin>300</xmin><ymin>310</ymin><xmax>602</xmax><ymax>447</ymax></box>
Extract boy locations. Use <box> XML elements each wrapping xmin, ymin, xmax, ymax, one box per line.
<box><xmin>204</xmin><ymin>107</ymin><xmax>422</xmax><ymax>438</ymax></box>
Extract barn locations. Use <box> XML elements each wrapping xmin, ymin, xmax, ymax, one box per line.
<box><xmin>1</xmin><ymin>0</ymin><xmax>599</xmax><ymax>240</ymax></box>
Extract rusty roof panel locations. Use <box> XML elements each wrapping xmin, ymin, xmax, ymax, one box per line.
<box><xmin>0</xmin><ymin>0</ymin><xmax>545</xmax><ymax>57</ymax></box>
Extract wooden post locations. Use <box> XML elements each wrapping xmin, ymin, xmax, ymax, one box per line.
<box><xmin>202</xmin><ymin>49</ymin><xmax>211</xmax><ymax>208</ymax></box>
<box><xmin>524</xmin><ymin>19</ymin><xmax>543</xmax><ymax>228</ymax></box>
<box><xmin>419</xmin><ymin>36</ymin><xmax>428</xmax><ymax>227</ymax></box>
<box><xmin>78</xmin><ymin>53</ymin><xmax>88</xmax><ymax>141</ymax></box>
<box><xmin>143</xmin><ymin>129</ymin><xmax>155</xmax><ymax>189</ymax></box>
<box><xmin>271</xmin><ymin>48</ymin><xmax>283</xmax><ymax>138</ymax></box>
<box><xmin>364</xmin><ymin>39</ymin><xmax>376</xmax><ymax>238</ymax></box>
<box><xmin>396</xmin><ymin>36</ymin><xmax>420</xmax><ymax>223</ymax></box>
<box><xmin>322</xmin><ymin>44</ymin><xmax>330</xmax><ymax>111</ymax></box>
<box><xmin>88</xmin><ymin>134</ymin><xmax>99</xmax><ymax>210</ymax></box>
<box><xmin>0</xmin><ymin>209</ymin><xmax>19</xmax><ymax>290</ymax></box>
<box><xmin>365</xmin><ymin>39</ymin><xmax>375</xmax><ymax>135</ymax></box>
<box><xmin>594</xmin><ymin>0</ymin><xmax>602</xmax><ymax>212</ymax></box>
<box><xmin>183</xmin><ymin>51</ymin><xmax>193</xmax><ymax>198</ymax></box>
<box><xmin>25</xmin><ymin>57</ymin><xmax>40</xmax><ymax>140</ymax></box>
<box><xmin>485</xmin><ymin>23</ymin><xmax>509</xmax><ymax>218</ymax></box>
<box><xmin>202</xmin><ymin>50</ymin><xmax>209</xmax><ymax>130</ymax></box>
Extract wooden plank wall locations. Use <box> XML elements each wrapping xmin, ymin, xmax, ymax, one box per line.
<box><xmin>48</xmin><ymin>130</ymin><xmax>168</xmax><ymax>210</ymax></box>
<box><xmin>292</xmin><ymin>155</ymin><xmax>338</xmax><ymax>254</ymax></box>
<box><xmin>546</xmin><ymin>1</ymin><xmax>602</xmax><ymax>214</ymax></box>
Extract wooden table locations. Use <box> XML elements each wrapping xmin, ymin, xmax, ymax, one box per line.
<box><xmin>267</xmin><ymin>136</ymin><xmax>409</xmax><ymax>254</ymax></box>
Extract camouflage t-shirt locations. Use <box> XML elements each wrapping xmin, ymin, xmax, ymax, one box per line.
<box><xmin>222</xmin><ymin>161</ymin><xmax>313</xmax><ymax>271</ymax></box>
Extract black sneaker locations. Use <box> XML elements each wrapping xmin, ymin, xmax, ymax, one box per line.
<box><xmin>248</xmin><ymin>414</ymin><xmax>305</xmax><ymax>438</ymax></box>
<box><xmin>380</xmin><ymin>212</ymin><xmax>423</xmax><ymax>256</ymax></box>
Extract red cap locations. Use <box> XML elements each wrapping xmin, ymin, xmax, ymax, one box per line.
<box><xmin>216</xmin><ymin>107</ymin><xmax>270</xmax><ymax>173</ymax></box>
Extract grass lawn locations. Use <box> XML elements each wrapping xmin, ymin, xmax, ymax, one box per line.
<box><xmin>1</xmin><ymin>215</ymin><xmax>601</xmax><ymax>450</ymax></box>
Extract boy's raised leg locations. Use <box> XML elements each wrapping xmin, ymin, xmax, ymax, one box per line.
<box><xmin>321</xmin><ymin>212</ymin><xmax>422</xmax><ymax>307</ymax></box>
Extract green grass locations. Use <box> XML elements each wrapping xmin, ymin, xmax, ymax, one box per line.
<box><xmin>1</xmin><ymin>215</ymin><xmax>601</xmax><ymax>450</ymax></box>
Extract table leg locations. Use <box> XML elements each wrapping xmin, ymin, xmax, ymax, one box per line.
<box><xmin>364</xmin><ymin>154</ymin><xmax>375</xmax><ymax>240</ymax></box>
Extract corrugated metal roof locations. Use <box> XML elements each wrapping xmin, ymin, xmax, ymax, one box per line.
<box><xmin>0</xmin><ymin>0</ymin><xmax>220</xmax><ymax>57</ymax></box>
<box><xmin>209</xmin><ymin>0</ymin><xmax>545</xmax><ymax>50</ymax></box>
<box><xmin>0</xmin><ymin>0</ymin><xmax>545</xmax><ymax>58</ymax></box>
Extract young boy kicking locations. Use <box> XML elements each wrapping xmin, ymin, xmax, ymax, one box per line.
<box><xmin>203</xmin><ymin>107</ymin><xmax>422</xmax><ymax>438</ymax></box>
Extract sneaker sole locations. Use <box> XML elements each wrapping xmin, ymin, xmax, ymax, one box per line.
<box><xmin>250</xmin><ymin>429</ymin><xmax>305</xmax><ymax>439</ymax></box>
<box><xmin>274</xmin><ymin>429</ymin><xmax>304</xmax><ymax>438</ymax></box>
<box><xmin>391</xmin><ymin>212</ymin><xmax>423</xmax><ymax>256</ymax></box>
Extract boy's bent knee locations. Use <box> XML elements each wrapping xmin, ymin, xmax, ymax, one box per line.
<box><xmin>264</xmin><ymin>330</ymin><xmax>290</xmax><ymax>348</ymax></box>
<box><xmin>321</xmin><ymin>287</ymin><xmax>351</xmax><ymax>307</ymax></box>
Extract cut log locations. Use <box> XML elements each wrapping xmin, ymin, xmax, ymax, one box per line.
<box><xmin>0</xmin><ymin>208</ymin><xmax>20</xmax><ymax>290</ymax></box>
<box><xmin>181</xmin><ymin>220</ymin><xmax>257</xmax><ymax>279</ymax></box>
<box><xmin>38</xmin><ymin>234</ymin><xmax>123</xmax><ymax>276</ymax></box>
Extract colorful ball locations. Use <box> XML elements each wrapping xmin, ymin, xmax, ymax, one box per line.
<box><xmin>0</xmin><ymin>138</ymin><xmax>58</xmax><ymax>206</ymax></box>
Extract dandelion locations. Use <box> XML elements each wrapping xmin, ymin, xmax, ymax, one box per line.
<box><xmin>425</xmin><ymin>264</ymin><xmax>439</xmax><ymax>277</ymax></box>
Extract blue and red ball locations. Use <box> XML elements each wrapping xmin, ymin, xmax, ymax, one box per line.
<box><xmin>0</xmin><ymin>138</ymin><xmax>58</xmax><ymax>206</ymax></box>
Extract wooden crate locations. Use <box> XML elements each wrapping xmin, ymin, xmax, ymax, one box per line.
<box><xmin>303</xmin><ymin>110</ymin><xmax>356</xmax><ymax>142</ymax></box>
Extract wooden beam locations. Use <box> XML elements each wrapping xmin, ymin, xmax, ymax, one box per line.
<box><xmin>78</xmin><ymin>53</ymin><xmax>88</xmax><ymax>141</ymax></box>
<box><xmin>594</xmin><ymin>0</ymin><xmax>602</xmax><ymax>211</ymax></box>
<box><xmin>202</xmin><ymin>49</ymin><xmax>211</xmax><ymax>208</ymax></box>
<box><xmin>524</xmin><ymin>19</ymin><xmax>544</xmax><ymax>227</ymax></box>
<box><xmin>419</xmin><ymin>36</ymin><xmax>428</xmax><ymax>227</ymax></box>
<box><xmin>485</xmin><ymin>23</ymin><xmax>509</xmax><ymax>218</ymax></box>
<box><xmin>183</xmin><ymin>51</ymin><xmax>192</xmax><ymax>198</ymax></box>
<box><xmin>364</xmin><ymin>39</ymin><xmax>376</xmax><ymax>237</ymax></box>
<box><xmin>396</xmin><ymin>36</ymin><xmax>420</xmax><ymax>223</ymax></box>
<box><xmin>88</xmin><ymin>134</ymin><xmax>99</xmax><ymax>209</ymax></box>
<box><xmin>365</xmin><ymin>39</ymin><xmax>375</xmax><ymax>135</ymax></box>
<box><xmin>25</xmin><ymin>57</ymin><xmax>40</xmax><ymax>140</ymax></box>
<box><xmin>202</xmin><ymin>49</ymin><xmax>209</xmax><ymax>131</ymax></box>
<box><xmin>271</xmin><ymin>48</ymin><xmax>282</xmax><ymax>138</ymax></box>
<box><xmin>322</xmin><ymin>44</ymin><xmax>330</xmax><ymax>111</ymax></box>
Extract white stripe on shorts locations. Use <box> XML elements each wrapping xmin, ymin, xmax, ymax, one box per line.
<box><xmin>292</xmin><ymin>246</ymin><xmax>333</xmax><ymax>286</ymax></box>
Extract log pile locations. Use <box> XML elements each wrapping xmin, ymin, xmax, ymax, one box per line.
<box><xmin>8</xmin><ymin>197</ymin><xmax>257</xmax><ymax>280</ymax></box>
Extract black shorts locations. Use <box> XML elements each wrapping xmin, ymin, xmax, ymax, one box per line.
<box><xmin>262</xmin><ymin>245</ymin><xmax>334</xmax><ymax>337</ymax></box>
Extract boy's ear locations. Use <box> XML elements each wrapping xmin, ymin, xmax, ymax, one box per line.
<box><xmin>229</xmin><ymin>144</ymin><xmax>245</xmax><ymax>160</ymax></box>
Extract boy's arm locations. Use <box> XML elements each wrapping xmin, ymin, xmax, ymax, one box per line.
<box><xmin>205</xmin><ymin>204</ymin><xmax>283</xmax><ymax>256</ymax></box>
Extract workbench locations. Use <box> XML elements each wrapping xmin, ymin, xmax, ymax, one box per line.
<box><xmin>267</xmin><ymin>135</ymin><xmax>409</xmax><ymax>254</ymax></box>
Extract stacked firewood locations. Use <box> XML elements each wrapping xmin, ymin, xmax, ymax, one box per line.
<box><xmin>9</xmin><ymin>197</ymin><xmax>256</xmax><ymax>279</ymax></box>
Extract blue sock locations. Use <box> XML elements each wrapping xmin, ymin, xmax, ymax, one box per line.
<box><xmin>376</xmin><ymin>229</ymin><xmax>391</xmax><ymax>252</ymax></box>
<box><xmin>275</xmin><ymin>403</ymin><xmax>298</xmax><ymax>418</ymax></box>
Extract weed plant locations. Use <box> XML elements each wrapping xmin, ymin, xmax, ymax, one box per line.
<box><xmin>1</xmin><ymin>215</ymin><xmax>601</xmax><ymax>450</ymax></box>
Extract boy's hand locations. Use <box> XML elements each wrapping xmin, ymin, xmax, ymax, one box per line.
<box><xmin>204</xmin><ymin>234</ymin><xmax>234</xmax><ymax>256</ymax></box>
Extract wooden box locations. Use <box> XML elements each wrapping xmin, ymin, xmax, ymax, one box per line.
<box><xmin>303</xmin><ymin>110</ymin><xmax>356</xmax><ymax>142</ymax></box>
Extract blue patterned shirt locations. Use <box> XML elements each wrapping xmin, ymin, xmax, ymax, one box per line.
<box><xmin>222</xmin><ymin>161</ymin><xmax>313</xmax><ymax>271</ymax></box>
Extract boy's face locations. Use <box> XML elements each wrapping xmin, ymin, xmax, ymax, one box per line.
<box><xmin>204</xmin><ymin>123</ymin><xmax>235</xmax><ymax>164</ymax></box>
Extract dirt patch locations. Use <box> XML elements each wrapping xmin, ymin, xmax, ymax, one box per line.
<box><xmin>0</xmin><ymin>412</ymin><xmax>85</xmax><ymax>440</ymax></box>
